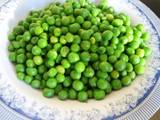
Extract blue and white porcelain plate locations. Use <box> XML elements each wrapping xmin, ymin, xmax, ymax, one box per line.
<box><xmin>0</xmin><ymin>0</ymin><xmax>160</xmax><ymax>120</ymax></box>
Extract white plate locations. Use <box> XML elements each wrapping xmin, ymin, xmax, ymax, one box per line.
<box><xmin>0</xmin><ymin>0</ymin><xmax>160</xmax><ymax>120</ymax></box>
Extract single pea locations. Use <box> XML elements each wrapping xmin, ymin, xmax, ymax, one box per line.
<box><xmin>26</xmin><ymin>59</ymin><xmax>35</xmax><ymax>67</ymax></box>
<box><xmin>56</xmin><ymin>74</ymin><xmax>65</xmax><ymax>83</ymax></box>
<box><xmin>24</xmin><ymin>75</ymin><xmax>33</xmax><ymax>84</ymax></box>
<box><xmin>97</xmin><ymin>79</ymin><xmax>110</xmax><ymax>90</ymax></box>
<box><xmin>42</xmin><ymin>23</ymin><xmax>49</xmax><ymax>31</ymax></box>
<box><xmin>71</xmin><ymin>44</ymin><xmax>80</xmax><ymax>52</ymax></box>
<box><xmin>106</xmin><ymin>46</ymin><xmax>114</xmax><ymax>55</ymax></box>
<box><xmin>87</xmin><ymin>90</ymin><xmax>93</xmax><ymax>98</ymax></box>
<box><xmin>17</xmin><ymin>72</ymin><xmax>25</xmax><ymax>80</ymax></box>
<box><xmin>78</xmin><ymin>91</ymin><xmax>88</xmax><ymax>102</ymax></box>
<box><xmin>69</xmin><ymin>89</ymin><xmax>77</xmax><ymax>99</ymax></box>
<box><xmin>136</xmin><ymin>48</ymin><xmax>145</xmax><ymax>58</ymax></box>
<box><xmin>111</xmin><ymin>70</ymin><xmax>119</xmax><ymax>79</ymax></box>
<box><xmin>16</xmin><ymin>54</ymin><xmax>26</xmax><ymax>63</ymax></box>
<box><xmin>80</xmin><ymin>52</ymin><xmax>90</xmax><ymax>62</ymax></box>
<box><xmin>43</xmin><ymin>88</ymin><xmax>54</xmax><ymax>98</ymax></box>
<box><xmin>111</xmin><ymin>79</ymin><xmax>122</xmax><ymax>90</ymax></box>
<box><xmin>134</xmin><ymin>64</ymin><xmax>145</xmax><ymax>75</ymax></box>
<box><xmin>26</xmin><ymin>67</ymin><xmax>37</xmax><ymax>76</ymax></box>
<box><xmin>38</xmin><ymin>39</ymin><xmax>48</xmax><ymax>48</ymax></box>
<box><xmin>108</xmin><ymin>55</ymin><xmax>117</xmax><ymax>63</ymax></box>
<box><xmin>32</xmin><ymin>46</ymin><xmax>42</xmax><ymax>56</ymax></box>
<box><xmin>102</xmin><ymin>30</ymin><xmax>113</xmax><ymax>41</ymax></box>
<box><xmin>34</xmin><ymin>26</ymin><xmax>43</xmax><ymax>35</ymax></box>
<box><xmin>31</xmin><ymin>80</ymin><xmax>41</xmax><ymax>89</ymax></box>
<box><xmin>129</xmin><ymin>41</ymin><xmax>140</xmax><ymax>49</ymax></box>
<box><xmin>94</xmin><ymin>90</ymin><xmax>105</xmax><ymax>100</ymax></box>
<box><xmin>69</xmin><ymin>23</ymin><xmax>80</xmax><ymax>33</ymax></box>
<box><xmin>45</xmin><ymin>59</ymin><xmax>55</xmax><ymax>68</ymax></box>
<box><xmin>143</xmin><ymin>47</ymin><xmax>152</xmax><ymax>57</ymax></box>
<box><xmin>61</xmin><ymin>59</ymin><xmax>71</xmax><ymax>69</ymax></box>
<box><xmin>114</xmin><ymin>60</ymin><xmax>126</xmax><ymax>72</ymax></box>
<box><xmin>128</xmin><ymin>71</ymin><xmax>136</xmax><ymax>80</ymax></box>
<box><xmin>63</xmin><ymin>76</ymin><xmax>71</xmax><ymax>87</ymax></box>
<box><xmin>46</xmin><ymin>78</ymin><xmax>57</xmax><ymax>89</ymax></box>
<box><xmin>56</xmin><ymin>65</ymin><xmax>65</xmax><ymax>74</ymax></box>
<box><xmin>60</xmin><ymin>46</ymin><xmax>70</xmax><ymax>57</ymax></box>
<box><xmin>98</xmin><ymin>46</ymin><xmax>106</xmax><ymax>54</ymax></box>
<box><xmin>121</xmin><ymin>76</ymin><xmax>132</xmax><ymax>86</ymax></box>
<box><xmin>105</xmin><ymin>82</ymin><xmax>112</xmax><ymax>94</ymax></box>
<box><xmin>75</xmin><ymin>61</ymin><xmax>85</xmax><ymax>73</ymax></box>
<box><xmin>46</xmin><ymin>16</ymin><xmax>55</xmax><ymax>25</ymax></box>
<box><xmin>80</xmin><ymin>29</ymin><xmax>93</xmax><ymax>40</ymax></box>
<box><xmin>96</xmin><ymin>71</ymin><xmax>108</xmax><ymax>79</ymax></box>
<box><xmin>120</xmin><ymin>54</ymin><xmax>129</xmax><ymax>62</ymax></box>
<box><xmin>139</xmin><ymin>58</ymin><xmax>146</xmax><ymax>66</ymax></box>
<box><xmin>126</xmin><ymin>63</ymin><xmax>133</xmax><ymax>72</ymax></box>
<box><xmin>15</xmin><ymin>64</ymin><xmax>25</xmax><ymax>72</ymax></box>
<box><xmin>126</xmin><ymin>47</ymin><xmax>135</xmax><ymax>55</ymax></box>
<box><xmin>58</xmin><ymin>90</ymin><xmax>68</xmax><ymax>100</ymax></box>
<box><xmin>9</xmin><ymin>52</ymin><xmax>16</xmax><ymax>62</ymax></box>
<box><xmin>23</xmin><ymin>31</ymin><xmax>31</xmax><ymax>42</ymax></box>
<box><xmin>47</xmin><ymin>49</ymin><xmax>58</xmax><ymax>60</ymax></box>
<box><xmin>70</xmin><ymin>70</ymin><xmax>81</xmax><ymax>80</ymax></box>
<box><xmin>72</xmin><ymin>80</ymin><xmax>84</xmax><ymax>91</ymax></box>
<box><xmin>89</xmin><ymin>77</ymin><xmax>97</xmax><ymax>88</ymax></box>
<box><xmin>48</xmin><ymin>68</ymin><xmax>57</xmax><ymax>77</ymax></box>
<box><xmin>81</xmin><ymin>41</ymin><xmax>91</xmax><ymax>51</ymax></box>
<box><xmin>142</xmin><ymin>32</ymin><xmax>150</xmax><ymax>41</ymax></box>
<box><xmin>130</xmin><ymin>55</ymin><xmax>140</xmax><ymax>65</ymax></box>
<box><xmin>50</xmin><ymin>36</ymin><xmax>58</xmax><ymax>44</ymax></box>
<box><xmin>84</xmin><ymin>67</ymin><xmax>95</xmax><ymax>78</ymax></box>
<box><xmin>54</xmin><ymin>28</ymin><xmax>61</xmax><ymax>37</ymax></box>
<box><xmin>38</xmin><ymin>65</ymin><xmax>47</xmax><ymax>74</ymax></box>
<box><xmin>61</xmin><ymin>16</ymin><xmax>70</xmax><ymax>26</ymax></box>
<box><xmin>112</xmin><ymin>19</ymin><xmax>123</xmax><ymax>26</ymax></box>
<box><xmin>90</xmin><ymin>53</ymin><xmax>99</xmax><ymax>62</ymax></box>
<box><xmin>68</xmin><ymin>52</ymin><xmax>80</xmax><ymax>63</ymax></box>
<box><xmin>65</xmin><ymin>33</ymin><xmax>74</xmax><ymax>43</ymax></box>
<box><xmin>33</xmin><ymin>56</ymin><xmax>43</xmax><ymax>65</ymax></box>
<box><xmin>99</xmin><ymin>62</ymin><xmax>113</xmax><ymax>72</ymax></box>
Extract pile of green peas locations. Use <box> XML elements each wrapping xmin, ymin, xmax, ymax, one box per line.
<box><xmin>8</xmin><ymin>0</ymin><xmax>151</xmax><ymax>102</ymax></box>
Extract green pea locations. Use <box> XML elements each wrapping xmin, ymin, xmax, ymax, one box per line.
<box><xmin>134</xmin><ymin>64</ymin><xmax>145</xmax><ymax>75</ymax></box>
<box><xmin>80</xmin><ymin>52</ymin><xmax>90</xmax><ymax>62</ymax></box>
<box><xmin>24</xmin><ymin>75</ymin><xmax>33</xmax><ymax>84</ymax></box>
<box><xmin>47</xmin><ymin>49</ymin><xmax>58</xmax><ymax>60</ymax></box>
<box><xmin>69</xmin><ymin>89</ymin><xmax>77</xmax><ymax>99</ymax></box>
<box><xmin>111</xmin><ymin>70</ymin><xmax>119</xmax><ymax>79</ymax></box>
<box><xmin>97</xmin><ymin>79</ymin><xmax>111</xmax><ymax>90</ymax></box>
<box><xmin>99</xmin><ymin>62</ymin><xmax>113</xmax><ymax>72</ymax></box>
<box><xmin>43</xmin><ymin>88</ymin><xmax>54</xmax><ymax>98</ymax></box>
<box><xmin>78</xmin><ymin>91</ymin><xmax>88</xmax><ymax>102</ymax></box>
<box><xmin>81</xmin><ymin>40</ymin><xmax>91</xmax><ymax>51</ymax></box>
<box><xmin>111</xmin><ymin>79</ymin><xmax>122</xmax><ymax>90</ymax></box>
<box><xmin>60</xmin><ymin>46</ymin><xmax>70</xmax><ymax>57</ymax></box>
<box><xmin>121</xmin><ymin>76</ymin><xmax>132</xmax><ymax>86</ymax></box>
<box><xmin>31</xmin><ymin>80</ymin><xmax>41</xmax><ymax>89</ymax></box>
<box><xmin>46</xmin><ymin>78</ymin><xmax>57</xmax><ymax>88</ymax></box>
<box><xmin>38</xmin><ymin>39</ymin><xmax>48</xmax><ymax>48</ymax></box>
<box><xmin>130</xmin><ymin>55</ymin><xmax>140</xmax><ymax>65</ymax></box>
<box><xmin>48</xmin><ymin>68</ymin><xmax>57</xmax><ymax>77</ymax></box>
<box><xmin>16</xmin><ymin>64</ymin><xmax>25</xmax><ymax>72</ymax></box>
<box><xmin>102</xmin><ymin>30</ymin><xmax>113</xmax><ymax>41</ymax></box>
<box><xmin>46</xmin><ymin>16</ymin><xmax>55</xmax><ymax>25</ymax></box>
<box><xmin>17</xmin><ymin>72</ymin><xmax>25</xmax><ymax>80</ymax></box>
<box><xmin>84</xmin><ymin>67</ymin><xmax>95</xmax><ymax>78</ymax></box>
<box><xmin>68</xmin><ymin>52</ymin><xmax>80</xmax><ymax>63</ymax></box>
<box><xmin>72</xmin><ymin>80</ymin><xmax>84</xmax><ymax>91</ymax></box>
<box><xmin>56</xmin><ymin>73</ymin><xmax>65</xmax><ymax>83</ymax></box>
<box><xmin>94</xmin><ymin>90</ymin><xmax>105</xmax><ymax>100</ymax></box>
<box><xmin>70</xmin><ymin>70</ymin><xmax>81</xmax><ymax>80</ymax></box>
<box><xmin>33</xmin><ymin>56</ymin><xmax>43</xmax><ymax>65</ymax></box>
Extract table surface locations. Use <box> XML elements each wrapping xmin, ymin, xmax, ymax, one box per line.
<box><xmin>140</xmin><ymin>1</ymin><xmax>160</xmax><ymax>120</ymax></box>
